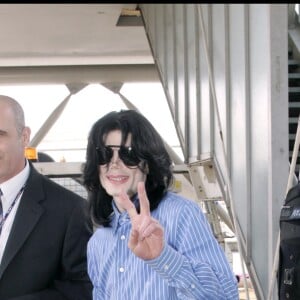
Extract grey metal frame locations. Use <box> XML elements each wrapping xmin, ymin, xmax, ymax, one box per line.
<box><xmin>139</xmin><ymin>4</ymin><xmax>289</xmax><ymax>299</ymax></box>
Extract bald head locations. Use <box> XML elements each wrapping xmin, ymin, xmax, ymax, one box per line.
<box><xmin>0</xmin><ymin>95</ymin><xmax>31</xmax><ymax>183</ymax></box>
<box><xmin>0</xmin><ymin>95</ymin><xmax>25</xmax><ymax>136</ymax></box>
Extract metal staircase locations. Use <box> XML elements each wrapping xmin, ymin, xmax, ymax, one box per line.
<box><xmin>288</xmin><ymin>51</ymin><xmax>300</xmax><ymax>177</ymax></box>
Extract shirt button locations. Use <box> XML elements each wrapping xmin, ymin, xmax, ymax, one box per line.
<box><xmin>121</xmin><ymin>235</ymin><xmax>125</xmax><ymax>240</ymax></box>
<box><xmin>190</xmin><ymin>284</ymin><xmax>195</xmax><ymax>289</ymax></box>
<box><xmin>119</xmin><ymin>267</ymin><xmax>125</xmax><ymax>273</ymax></box>
<box><xmin>164</xmin><ymin>265</ymin><xmax>169</xmax><ymax>271</ymax></box>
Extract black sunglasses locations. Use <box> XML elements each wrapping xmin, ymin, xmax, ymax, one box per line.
<box><xmin>96</xmin><ymin>145</ymin><xmax>140</xmax><ymax>167</ymax></box>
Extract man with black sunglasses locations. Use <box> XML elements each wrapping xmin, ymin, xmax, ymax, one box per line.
<box><xmin>83</xmin><ymin>110</ymin><xmax>239</xmax><ymax>300</ymax></box>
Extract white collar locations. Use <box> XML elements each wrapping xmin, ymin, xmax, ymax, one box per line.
<box><xmin>0</xmin><ymin>159</ymin><xmax>30</xmax><ymax>210</ymax></box>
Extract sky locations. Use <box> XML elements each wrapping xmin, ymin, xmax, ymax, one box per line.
<box><xmin>0</xmin><ymin>82</ymin><xmax>183</xmax><ymax>162</ymax></box>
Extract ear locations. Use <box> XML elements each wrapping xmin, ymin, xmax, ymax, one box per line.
<box><xmin>22</xmin><ymin>126</ymin><xmax>31</xmax><ymax>146</ymax></box>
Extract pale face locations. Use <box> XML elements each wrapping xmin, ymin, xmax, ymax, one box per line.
<box><xmin>0</xmin><ymin>101</ymin><xmax>31</xmax><ymax>184</ymax></box>
<box><xmin>99</xmin><ymin>130</ymin><xmax>146</xmax><ymax>213</ymax></box>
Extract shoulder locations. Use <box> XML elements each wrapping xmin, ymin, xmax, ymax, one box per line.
<box><xmin>88</xmin><ymin>226</ymin><xmax>110</xmax><ymax>249</ymax></box>
<box><xmin>160</xmin><ymin>191</ymin><xmax>201</xmax><ymax>210</ymax></box>
<box><xmin>155</xmin><ymin>191</ymin><xmax>204</xmax><ymax>219</ymax></box>
<box><xmin>47</xmin><ymin>177</ymin><xmax>84</xmax><ymax>200</ymax></box>
<box><xmin>154</xmin><ymin>192</ymin><xmax>211</xmax><ymax>238</ymax></box>
<box><xmin>29</xmin><ymin>166</ymin><xmax>87</xmax><ymax>206</ymax></box>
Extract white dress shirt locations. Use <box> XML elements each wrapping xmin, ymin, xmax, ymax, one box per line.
<box><xmin>0</xmin><ymin>160</ymin><xmax>30</xmax><ymax>264</ymax></box>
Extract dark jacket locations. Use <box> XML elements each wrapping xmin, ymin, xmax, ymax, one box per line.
<box><xmin>0</xmin><ymin>164</ymin><xmax>93</xmax><ymax>300</ymax></box>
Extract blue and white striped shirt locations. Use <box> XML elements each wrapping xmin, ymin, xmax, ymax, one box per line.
<box><xmin>87</xmin><ymin>192</ymin><xmax>239</xmax><ymax>299</ymax></box>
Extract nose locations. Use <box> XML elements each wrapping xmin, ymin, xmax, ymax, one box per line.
<box><xmin>110</xmin><ymin>148</ymin><xmax>121</xmax><ymax>165</ymax></box>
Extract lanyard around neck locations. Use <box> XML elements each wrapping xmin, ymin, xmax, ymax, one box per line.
<box><xmin>0</xmin><ymin>184</ymin><xmax>26</xmax><ymax>232</ymax></box>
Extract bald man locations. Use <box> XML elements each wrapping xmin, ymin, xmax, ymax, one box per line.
<box><xmin>0</xmin><ymin>95</ymin><xmax>92</xmax><ymax>300</ymax></box>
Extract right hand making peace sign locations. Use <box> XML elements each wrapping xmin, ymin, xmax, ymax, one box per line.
<box><xmin>120</xmin><ymin>181</ymin><xmax>165</xmax><ymax>260</ymax></box>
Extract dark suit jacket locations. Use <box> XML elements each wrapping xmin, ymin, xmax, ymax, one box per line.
<box><xmin>0</xmin><ymin>164</ymin><xmax>93</xmax><ymax>300</ymax></box>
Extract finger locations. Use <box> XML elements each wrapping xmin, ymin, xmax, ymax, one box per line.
<box><xmin>139</xmin><ymin>218</ymin><xmax>161</xmax><ymax>238</ymax></box>
<box><xmin>138</xmin><ymin>216</ymin><xmax>153</xmax><ymax>233</ymax></box>
<box><xmin>141</xmin><ymin>222</ymin><xmax>163</xmax><ymax>239</ymax></box>
<box><xmin>137</xmin><ymin>181</ymin><xmax>150</xmax><ymax>216</ymax></box>
<box><xmin>128</xmin><ymin>229</ymin><xmax>139</xmax><ymax>250</ymax></box>
<box><xmin>119</xmin><ymin>191</ymin><xmax>138</xmax><ymax>219</ymax></box>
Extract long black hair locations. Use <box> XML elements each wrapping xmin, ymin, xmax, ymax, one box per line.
<box><xmin>82</xmin><ymin>110</ymin><xmax>173</xmax><ymax>227</ymax></box>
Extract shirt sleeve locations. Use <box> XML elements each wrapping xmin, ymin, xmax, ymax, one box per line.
<box><xmin>145</xmin><ymin>201</ymin><xmax>239</xmax><ymax>300</ymax></box>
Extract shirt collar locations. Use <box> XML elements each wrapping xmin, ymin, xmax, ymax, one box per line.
<box><xmin>111</xmin><ymin>194</ymin><xmax>139</xmax><ymax>234</ymax></box>
<box><xmin>0</xmin><ymin>159</ymin><xmax>30</xmax><ymax>210</ymax></box>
